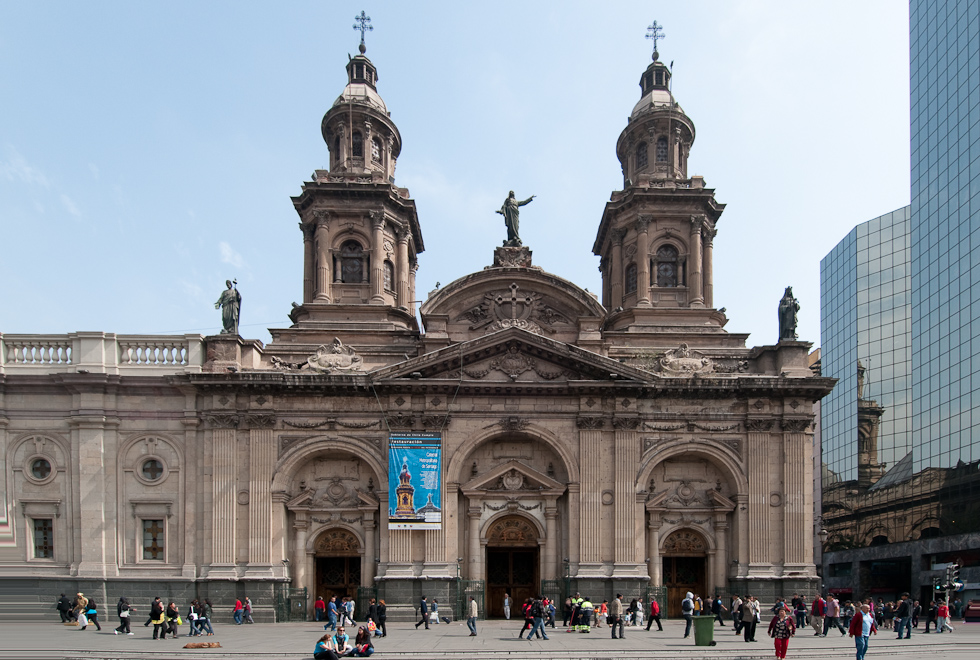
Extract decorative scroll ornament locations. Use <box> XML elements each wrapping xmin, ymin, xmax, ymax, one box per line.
<box><xmin>746</xmin><ymin>419</ymin><xmax>775</xmax><ymax>432</ymax></box>
<box><xmin>576</xmin><ymin>416</ymin><xmax>605</xmax><ymax>430</ymax></box>
<box><xmin>497</xmin><ymin>417</ymin><xmax>530</xmax><ymax>431</ymax></box>
<box><xmin>782</xmin><ymin>418</ymin><xmax>812</xmax><ymax>433</ymax></box>
<box><xmin>314</xmin><ymin>528</ymin><xmax>360</xmax><ymax>555</ymax></box>
<box><xmin>486</xmin><ymin>516</ymin><xmax>538</xmax><ymax>547</ymax></box>
<box><xmin>203</xmin><ymin>413</ymin><xmax>240</xmax><ymax>428</ymax></box>
<box><xmin>662</xmin><ymin>529</ymin><xmax>708</xmax><ymax>553</ymax></box>
<box><xmin>242</xmin><ymin>413</ymin><xmax>275</xmax><ymax>428</ymax></box>
<box><xmin>307</xmin><ymin>338</ymin><xmax>362</xmax><ymax>373</ymax></box>
<box><xmin>490</xmin><ymin>347</ymin><xmax>535</xmax><ymax>380</ymax></box>
<box><xmin>657</xmin><ymin>343</ymin><xmax>713</xmax><ymax>377</ymax></box>
<box><xmin>612</xmin><ymin>417</ymin><xmax>641</xmax><ymax>430</ymax></box>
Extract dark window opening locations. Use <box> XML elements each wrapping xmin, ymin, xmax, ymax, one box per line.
<box><xmin>656</xmin><ymin>245</ymin><xmax>678</xmax><ymax>287</ymax></box>
<box><xmin>636</xmin><ymin>142</ymin><xmax>648</xmax><ymax>170</ymax></box>
<box><xmin>30</xmin><ymin>458</ymin><xmax>51</xmax><ymax>479</ymax></box>
<box><xmin>141</xmin><ymin>459</ymin><xmax>163</xmax><ymax>481</ymax></box>
<box><xmin>383</xmin><ymin>261</ymin><xmax>394</xmax><ymax>292</ymax></box>
<box><xmin>33</xmin><ymin>519</ymin><xmax>53</xmax><ymax>559</ymax></box>
<box><xmin>340</xmin><ymin>241</ymin><xmax>364</xmax><ymax>284</ymax></box>
<box><xmin>142</xmin><ymin>519</ymin><xmax>165</xmax><ymax>560</ymax></box>
<box><xmin>352</xmin><ymin>131</ymin><xmax>363</xmax><ymax>158</ymax></box>
<box><xmin>656</xmin><ymin>136</ymin><xmax>668</xmax><ymax>162</ymax></box>
<box><xmin>625</xmin><ymin>262</ymin><xmax>638</xmax><ymax>294</ymax></box>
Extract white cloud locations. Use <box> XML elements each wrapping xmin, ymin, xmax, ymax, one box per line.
<box><xmin>219</xmin><ymin>241</ymin><xmax>245</xmax><ymax>268</ymax></box>
<box><xmin>60</xmin><ymin>194</ymin><xmax>81</xmax><ymax>218</ymax></box>
<box><xmin>0</xmin><ymin>146</ymin><xmax>49</xmax><ymax>187</ymax></box>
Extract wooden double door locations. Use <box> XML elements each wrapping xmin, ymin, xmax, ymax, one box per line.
<box><xmin>315</xmin><ymin>556</ymin><xmax>361</xmax><ymax>603</ymax></box>
<box><xmin>663</xmin><ymin>555</ymin><xmax>706</xmax><ymax>617</ymax></box>
<box><xmin>486</xmin><ymin>548</ymin><xmax>538</xmax><ymax>618</ymax></box>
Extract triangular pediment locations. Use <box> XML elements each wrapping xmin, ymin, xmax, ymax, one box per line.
<box><xmin>369</xmin><ymin>327</ymin><xmax>652</xmax><ymax>384</ymax></box>
<box><xmin>461</xmin><ymin>459</ymin><xmax>565</xmax><ymax>495</ymax></box>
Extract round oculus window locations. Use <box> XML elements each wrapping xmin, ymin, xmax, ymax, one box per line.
<box><xmin>141</xmin><ymin>459</ymin><xmax>164</xmax><ymax>482</ymax></box>
<box><xmin>30</xmin><ymin>458</ymin><xmax>52</xmax><ymax>479</ymax></box>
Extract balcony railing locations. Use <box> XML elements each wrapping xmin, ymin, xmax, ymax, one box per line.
<box><xmin>0</xmin><ymin>332</ymin><xmax>204</xmax><ymax>375</ymax></box>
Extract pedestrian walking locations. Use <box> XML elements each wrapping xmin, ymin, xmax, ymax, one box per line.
<box><xmin>200</xmin><ymin>599</ymin><xmax>215</xmax><ymax>635</ymax></box>
<box><xmin>811</xmin><ymin>594</ymin><xmax>826</xmax><ymax>636</ymax></box>
<box><xmin>937</xmin><ymin>601</ymin><xmax>954</xmax><ymax>632</ymax></box>
<box><xmin>503</xmin><ymin>593</ymin><xmax>511</xmax><ymax>620</ymax></box>
<box><xmin>609</xmin><ymin>594</ymin><xmax>624</xmax><ymax>639</ymax></box>
<box><xmin>243</xmin><ymin>596</ymin><xmax>254</xmax><ymax>624</ymax></box>
<box><xmin>233</xmin><ymin>597</ymin><xmax>244</xmax><ymax>625</ymax></box>
<box><xmin>56</xmin><ymin>593</ymin><xmax>72</xmax><ymax>623</ymax></box>
<box><xmin>712</xmin><ymin>595</ymin><xmax>728</xmax><ymax>626</ymax></box>
<box><xmin>467</xmin><ymin>596</ymin><xmax>479</xmax><ymax>636</ymax></box>
<box><xmin>646</xmin><ymin>597</ymin><xmax>663</xmax><ymax>631</ymax></box>
<box><xmin>894</xmin><ymin>593</ymin><xmax>912</xmax><ymax>639</ymax></box>
<box><xmin>165</xmin><ymin>601</ymin><xmax>180</xmax><ymax>638</ymax></box>
<box><xmin>315</xmin><ymin>596</ymin><xmax>326</xmax><ymax>622</ymax></box>
<box><xmin>150</xmin><ymin>598</ymin><xmax>166</xmax><ymax>640</ymax></box>
<box><xmin>527</xmin><ymin>596</ymin><xmax>549</xmax><ymax>641</ymax></box>
<box><xmin>414</xmin><ymin>596</ymin><xmax>430</xmax><ymax>630</ymax></box>
<box><xmin>376</xmin><ymin>599</ymin><xmax>387</xmax><ymax>637</ymax></box>
<box><xmin>681</xmin><ymin>591</ymin><xmax>695</xmax><ymax>638</ymax></box>
<box><xmin>742</xmin><ymin>595</ymin><xmax>759</xmax><ymax>642</ymax></box>
<box><xmin>114</xmin><ymin>597</ymin><xmax>134</xmax><ymax>635</ymax></box>
<box><xmin>768</xmin><ymin>607</ymin><xmax>796</xmax><ymax>659</ymax></box>
<box><xmin>80</xmin><ymin>597</ymin><xmax>102</xmax><ymax>631</ymax></box>
<box><xmin>848</xmin><ymin>602</ymin><xmax>877</xmax><ymax>660</ymax></box>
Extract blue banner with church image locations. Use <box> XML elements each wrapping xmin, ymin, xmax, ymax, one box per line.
<box><xmin>388</xmin><ymin>432</ymin><xmax>442</xmax><ymax>530</ymax></box>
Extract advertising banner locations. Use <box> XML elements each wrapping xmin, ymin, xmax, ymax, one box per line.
<box><xmin>388</xmin><ymin>431</ymin><xmax>442</xmax><ymax>530</ymax></box>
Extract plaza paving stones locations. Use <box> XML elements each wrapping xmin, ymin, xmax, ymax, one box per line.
<box><xmin>4</xmin><ymin>619</ymin><xmax>980</xmax><ymax>660</ymax></box>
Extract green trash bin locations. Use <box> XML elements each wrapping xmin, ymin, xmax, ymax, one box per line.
<box><xmin>693</xmin><ymin>615</ymin><xmax>717</xmax><ymax>646</ymax></box>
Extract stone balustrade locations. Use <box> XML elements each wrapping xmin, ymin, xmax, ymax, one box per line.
<box><xmin>0</xmin><ymin>332</ymin><xmax>204</xmax><ymax>375</ymax></box>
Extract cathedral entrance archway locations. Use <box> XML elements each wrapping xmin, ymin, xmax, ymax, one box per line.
<box><xmin>662</xmin><ymin>529</ymin><xmax>707</xmax><ymax>617</ymax></box>
<box><xmin>485</xmin><ymin>515</ymin><xmax>539</xmax><ymax>618</ymax></box>
<box><xmin>313</xmin><ymin>528</ymin><xmax>361</xmax><ymax>605</ymax></box>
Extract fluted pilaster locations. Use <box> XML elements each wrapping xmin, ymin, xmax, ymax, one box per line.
<box><xmin>614</xmin><ymin>418</ymin><xmax>639</xmax><ymax>563</ymax></box>
<box><xmin>783</xmin><ymin>418</ymin><xmax>813</xmax><ymax>568</ymax></box>
<box><xmin>577</xmin><ymin>417</ymin><xmax>604</xmax><ymax>564</ymax></box>
<box><xmin>212</xmin><ymin>428</ymin><xmax>237</xmax><ymax>566</ymax></box>
<box><xmin>247</xmin><ymin>427</ymin><xmax>275</xmax><ymax>567</ymax></box>
<box><xmin>746</xmin><ymin>420</ymin><xmax>772</xmax><ymax>571</ymax></box>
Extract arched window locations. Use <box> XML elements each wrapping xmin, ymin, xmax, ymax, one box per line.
<box><xmin>371</xmin><ymin>137</ymin><xmax>382</xmax><ymax>163</ymax></box>
<box><xmin>625</xmin><ymin>262</ymin><xmax>638</xmax><ymax>294</ymax></box>
<box><xmin>352</xmin><ymin>131</ymin><xmax>363</xmax><ymax>158</ymax></box>
<box><xmin>340</xmin><ymin>240</ymin><xmax>364</xmax><ymax>283</ymax></box>
<box><xmin>383</xmin><ymin>260</ymin><xmax>394</xmax><ymax>292</ymax></box>
<box><xmin>869</xmin><ymin>535</ymin><xmax>890</xmax><ymax>547</ymax></box>
<box><xmin>636</xmin><ymin>142</ymin><xmax>648</xmax><ymax>170</ymax></box>
<box><xmin>656</xmin><ymin>245</ymin><xmax>678</xmax><ymax>287</ymax></box>
<box><xmin>656</xmin><ymin>136</ymin><xmax>668</xmax><ymax>162</ymax></box>
<box><xmin>333</xmin><ymin>136</ymin><xmax>340</xmax><ymax>164</ymax></box>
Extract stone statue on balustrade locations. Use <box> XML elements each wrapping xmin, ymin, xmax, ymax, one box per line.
<box><xmin>496</xmin><ymin>191</ymin><xmax>535</xmax><ymax>247</ymax></box>
<box><xmin>215</xmin><ymin>279</ymin><xmax>242</xmax><ymax>335</ymax></box>
<box><xmin>778</xmin><ymin>286</ymin><xmax>799</xmax><ymax>341</ymax></box>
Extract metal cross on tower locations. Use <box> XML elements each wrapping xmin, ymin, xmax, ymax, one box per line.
<box><xmin>646</xmin><ymin>20</ymin><xmax>665</xmax><ymax>59</ymax></box>
<box><xmin>353</xmin><ymin>11</ymin><xmax>373</xmax><ymax>47</ymax></box>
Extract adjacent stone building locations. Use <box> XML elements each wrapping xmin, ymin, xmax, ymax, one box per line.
<box><xmin>0</xmin><ymin>39</ymin><xmax>834</xmax><ymax>620</ymax></box>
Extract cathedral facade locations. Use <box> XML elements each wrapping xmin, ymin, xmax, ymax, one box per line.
<box><xmin>0</xmin><ymin>41</ymin><xmax>833</xmax><ymax>620</ymax></box>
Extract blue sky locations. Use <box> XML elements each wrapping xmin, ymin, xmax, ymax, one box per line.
<box><xmin>0</xmin><ymin>1</ymin><xmax>909</xmax><ymax>349</ymax></box>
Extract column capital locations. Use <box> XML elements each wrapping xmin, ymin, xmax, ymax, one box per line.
<box><xmin>690</xmin><ymin>214</ymin><xmax>706</xmax><ymax>232</ymax></box>
<box><xmin>636</xmin><ymin>215</ymin><xmax>652</xmax><ymax>231</ymax></box>
<box><xmin>312</xmin><ymin>209</ymin><xmax>331</xmax><ymax>227</ymax></box>
<box><xmin>369</xmin><ymin>209</ymin><xmax>386</xmax><ymax>231</ymax></box>
<box><xmin>610</xmin><ymin>227</ymin><xmax>627</xmax><ymax>245</ymax></box>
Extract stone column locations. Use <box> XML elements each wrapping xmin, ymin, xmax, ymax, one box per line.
<box><xmin>302</xmin><ymin>223</ymin><xmax>315</xmax><ymax>303</ymax></box>
<box><xmin>370</xmin><ymin>212</ymin><xmax>385</xmax><ymax>304</ymax></box>
<box><xmin>211</xmin><ymin>426</ymin><xmax>237</xmax><ymax>571</ymax></box>
<box><xmin>468</xmin><ymin>506</ymin><xmax>482</xmax><ymax>580</ymax></box>
<box><xmin>747</xmin><ymin>418</ymin><xmax>773</xmax><ymax>573</ymax></box>
<box><xmin>703</xmin><ymin>226</ymin><xmax>716</xmax><ymax>308</ymax></box>
<box><xmin>422</xmin><ymin>527</ymin><xmax>447</xmax><ymax>576</ymax></box>
<box><xmin>362</xmin><ymin>513</ymin><xmax>376</xmax><ymax>587</ymax></box>
<box><xmin>609</xmin><ymin>229</ymin><xmax>625</xmax><ymax>309</ymax></box>
<box><xmin>735</xmin><ymin>493</ymin><xmax>749</xmax><ymax>577</ymax></box>
<box><xmin>613</xmin><ymin>418</ymin><xmax>639</xmax><ymax>565</ymax></box>
<box><xmin>395</xmin><ymin>228</ymin><xmax>410</xmax><ymax>309</ymax></box>
<box><xmin>544</xmin><ymin>504</ymin><xmax>558</xmax><ymax>580</ymax></box>
<box><xmin>0</xmin><ymin>417</ymin><xmax>9</xmax><ymax>541</ymax></box>
<box><xmin>714</xmin><ymin>515</ymin><xmax>729</xmax><ymax>591</ymax></box>
<box><xmin>636</xmin><ymin>216</ymin><xmax>652</xmax><ymax>306</ymax></box>
<box><xmin>247</xmin><ymin>424</ymin><xmax>276</xmax><ymax>572</ymax></box>
<box><xmin>688</xmin><ymin>215</ymin><xmax>704</xmax><ymax>307</ymax></box>
<box><xmin>73</xmin><ymin>416</ymin><xmax>115</xmax><ymax>577</ymax></box>
<box><xmin>272</xmin><ymin>492</ymin><xmax>288</xmax><ymax>570</ymax></box>
<box><xmin>567</xmin><ymin>482</ymin><xmax>580</xmax><ymax>571</ymax></box>
<box><xmin>577</xmin><ymin>417</ymin><xmax>604</xmax><ymax>569</ymax></box>
<box><xmin>293</xmin><ymin>514</ymin><xmax>309</xmax><ymax>589</ymax></box>
<box><xmin>648</xmin><ymin>516</ymin><xmax>662</xmax><ymax>585</ymax></box>
<box><xmin>783</xmin><ymin>418</ymin><xmax>812</xmax><ymax>570</ymax></box>
<box><xmin>315</xmin><ymin>222</ymin><xmax>331</xmax><ymax>302</ymax></box>
<box><xmin>409</xmin><ymin>263</ymin><xmax>419</xmax><ymax>316</ymax></box>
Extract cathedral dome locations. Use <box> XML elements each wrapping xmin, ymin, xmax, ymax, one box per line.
<box><xmin>333</xmin><ymin>80</ymin><xmax>388</xmax><ymax>114</ymax></box>
<box><xmin>631</xmin><ymin>87</ymin><xmax>682</xmax><ymax>119</ymax></box>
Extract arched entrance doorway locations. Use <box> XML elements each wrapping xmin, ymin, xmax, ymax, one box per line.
<box><xmin>485</xmin><ymin>515</ymin><xmax>539</xmax><ymax>618</ymax></box>
<box><xmin>662</xmin><ymin>529</ymin><xmax>708</xmax><ymax>617</ymax></box>
<box><xmin>314</xmin><ymin>529</ymin><xmax>361</xmax><ymax>604</ymax></box>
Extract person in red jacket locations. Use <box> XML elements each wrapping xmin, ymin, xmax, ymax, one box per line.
<box><xmin>811</xmin><ymin>595</ymin><xmax>826</xmax><ymax>636</ymax></box>
<box><xmin>848</xmin><ymin>602</ymin><xmax>877</xmax><ymax>660</ymax></box>
<box><xmin>768</xmin><ymin>607</ymin><xmax>796</xmax><ymax>659</ymax></box>
<box><xmin>646</xmin><ymin>598</ymin><xmax>663</xmax><ymax>631</ymax></box>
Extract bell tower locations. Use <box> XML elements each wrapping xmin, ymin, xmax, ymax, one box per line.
<box><xmin>273</xmin><ymin>25</ymin><xmax>425</xmax><ymax>367</ymax></box>
<box><xmin>593</xmin><ymin>27</ymin><xmax>728</xmax><ymax>343</ymax></box>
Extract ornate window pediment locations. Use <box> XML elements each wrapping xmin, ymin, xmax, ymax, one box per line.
<box><xmin>315</xmin><ymin>528</ymin><xmax>361</xmax><ymax>556</ymax></box>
